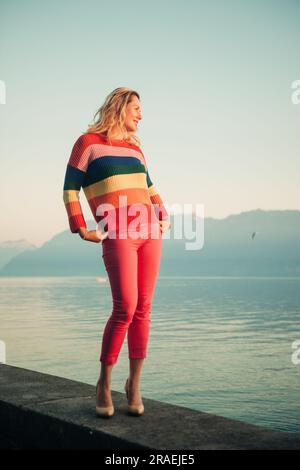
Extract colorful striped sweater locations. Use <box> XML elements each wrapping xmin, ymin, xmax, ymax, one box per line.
<box><xmin>63</xmin><ymin>132</ymin><xmax>169</xmax><ymax>234</ymax></box>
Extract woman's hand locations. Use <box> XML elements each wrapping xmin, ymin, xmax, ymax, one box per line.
<box><xmin>159</xmin><ymin>219</ymin><xmax>171</xmax><ymax>233</ymax></box>
<box><xmin>78</xmin><ymin>228</ymin><xmax>108</xmax><ymax>243</ymax></box>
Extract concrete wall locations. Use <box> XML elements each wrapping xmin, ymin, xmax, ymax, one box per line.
<box><xmin>1</xmin><ymin>364</ymin><xmax>300</xmax><ymax>450</ymax></box>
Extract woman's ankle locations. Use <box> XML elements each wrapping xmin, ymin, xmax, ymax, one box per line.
<box><xmin>98</xmin><ymin>377</ymin><xmax>111</xmax><ymax>390</ymax></box>
<box><xmin>128</xmin><ymin>377</ymin><xmax>140</xmax><ymax>389</ymax></box>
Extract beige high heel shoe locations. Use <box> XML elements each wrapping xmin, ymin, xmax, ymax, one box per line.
<box><xmin>95</xmin><ymin>379</ymin><xmax>114</xmax><ymax>418</ymax></box>
<box><xmin>124</xmin><ymin>377</ymin><xmax>144</xmax><ymax>416</ymax></box>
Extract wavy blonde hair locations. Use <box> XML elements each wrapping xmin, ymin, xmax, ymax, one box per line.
<box><xmin>85</xmin><ymin>87</ymin><xmax>141</xmax><ymax>147</ymax></box>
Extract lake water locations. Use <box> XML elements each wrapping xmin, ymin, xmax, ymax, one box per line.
<box><xmin>0</xmin><ymin>275</ymin><xmax>299</xmax><ymax>437</ymax></box>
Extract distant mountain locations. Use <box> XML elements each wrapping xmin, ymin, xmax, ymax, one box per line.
<box><xmin>0</xmin><ymin>239</ymin><xmax>36</xmax><ymax>270</ymax></box>
<box><xmin>0</xmin><ymin>223</ymin><xmax>106</xmax><ymax>277</ymax></box>
<box><xmin>161</xmin><ymin>209</ymin><xmax>300</xmax><ymax>276</ymax></box>
<box><xmin>0</xmin><ymin>210</ymin><xmax>300</xmax><ymax>277</ymax></box>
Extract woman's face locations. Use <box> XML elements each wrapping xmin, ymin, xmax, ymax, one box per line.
<box><xmin>124</xmin><ymin>95</ymin><xmax>142</xmax><ymax>133</ymax></box>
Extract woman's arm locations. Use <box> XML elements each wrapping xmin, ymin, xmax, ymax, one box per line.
<box><xmin>63</xmin><ymin>134</ymin><xmax>90</xmax><ymax>233</ymax></box>
<box><xmin>146</xmin><ymin>170</ymin><xmax>170</xmax><ymax>222</ymax></box>
<box><xmin>140</xmin><ymin>149</ymin><xmax>170</xmax><ymax>223</ymax></box>
<box><xmin>63</xmin><ymin>134</ymin><xmax>108</xmax><ymax>243</ymax></box>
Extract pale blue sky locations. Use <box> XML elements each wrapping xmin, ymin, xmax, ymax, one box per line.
<box><xmin>1</xmin><ymin>0</ymin><xmax>299</xmax><ymax>246</ymax></box>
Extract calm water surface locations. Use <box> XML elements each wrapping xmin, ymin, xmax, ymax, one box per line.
<box><xmin>0</xmin><ymin>276</ymin><xmax>299</xmax><ymax>436</ymax></box>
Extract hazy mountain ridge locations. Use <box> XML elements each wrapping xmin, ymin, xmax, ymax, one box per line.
<box><xmin>0</xmin><ymin>238</ymin><xmax>36</xmax><ymax>270</ymax></box>
<box><xmin>1</xmin><ymin>209</ymin><xmax>300</xmax><ymax>277</ymax></box>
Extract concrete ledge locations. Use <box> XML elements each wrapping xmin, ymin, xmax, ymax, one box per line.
<box><xmin>0</xmin><ymin>363</ymin><xmax>300</xmax><ymax>450</ymax></box>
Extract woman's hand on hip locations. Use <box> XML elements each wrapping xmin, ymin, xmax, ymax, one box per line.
<box><xmin>159</xmin><ymin>219</ymin><xmax>171</xmax><ymax>233</ymax></box>
<box><xmin>78</xmin><ymin>228</ymin><xmax>108</xmax><ymax>243</ymax></box>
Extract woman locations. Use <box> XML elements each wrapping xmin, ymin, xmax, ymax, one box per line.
<box><xmin>63</xmin><ymin>87</ymin><xmax>171</xmax><ymax>418</ymax></box>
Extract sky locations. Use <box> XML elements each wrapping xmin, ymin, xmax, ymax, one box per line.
<box><xmin>0</xmin><ymin>0</ymin><xmax>299</xmax><ymax>246</ymax></box>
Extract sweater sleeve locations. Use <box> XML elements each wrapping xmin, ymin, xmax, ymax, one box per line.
<box><xmin>63</xmin><ymin>134</ymin><xmax>91</xmax><ymax>233</ymax></box>
<box><xmin>141</xmin><ymin>150</ymin><xmax>169</xmax><ymax>221</ymax></box>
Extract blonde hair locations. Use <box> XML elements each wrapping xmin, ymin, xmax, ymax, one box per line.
<box><xmin>85</xmin><ymin>87</ymin><xmax>141</xmax><ymax>147</ymax></box>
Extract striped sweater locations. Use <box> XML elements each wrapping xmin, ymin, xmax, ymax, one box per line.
<box><xmin>63</xmin><ymin>132</ymin><xmax>169</xmax><ymax>234</ymax></box>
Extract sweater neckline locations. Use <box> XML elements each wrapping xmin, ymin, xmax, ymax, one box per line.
<box><xmin>98</xmin><ymin>132</ymin><xmax>140</xmax><ymax>149</ymax></box>
<box><xmin>99</xmin><ymin>133</ymin><xmax>127</xmax><ymax>144</ymax></box>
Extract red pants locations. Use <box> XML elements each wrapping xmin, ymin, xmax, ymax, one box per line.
<box><xmin>99</xmin><ymin>224</ymin><xmax>162</xmax><ymax>365</ymax></box>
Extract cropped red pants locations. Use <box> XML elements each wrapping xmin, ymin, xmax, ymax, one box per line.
<box><xmin>99</xmin><ymin>224</ymin><xmax>162</xmax><ymax>365</ymax></box>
